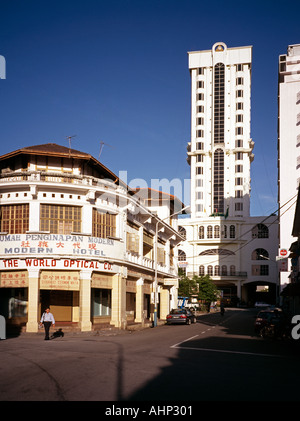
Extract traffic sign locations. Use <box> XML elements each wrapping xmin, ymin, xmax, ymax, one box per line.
<box><xmin>279</xmin><ymin>248</ymin><xmax>288</xmax><ymax>257</ymax></box>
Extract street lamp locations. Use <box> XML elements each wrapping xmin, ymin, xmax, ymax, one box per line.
<box><xmin>153</xmin><ymin>205</ymin><xmax>190</xmax><ymax>327</ymax></box>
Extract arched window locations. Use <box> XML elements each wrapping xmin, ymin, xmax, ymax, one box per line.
<box><xmin>178</xmin><ymin>250</ymin><xmax>186</xmax><ymax>261</ymax></box>
<box><xmin>221</xmin><ymin>265</ymin><xmax>227</xmax><ymax>276</ymax></box>
<box><xmin>214</xmin><ymin>225</ymin><xmax>220</xmax><ymax>238</ymax></box>
<box><xmin>214</xmin><ymin>265</ymin><xmax>220</xmax><ymax>276</ymax></box>
<box><xmin>230</xmin><ymin>265</ymin><xmax>236</xmax><ymax>276</ymax></box>
<box><xmin>251</xmin><ymin>248</ymin><xmax>269</xmax><ymax>260</ymax></box>
<box><xmin>207</xmin><ymin>265</ymin><xmax>213</xmax><ymax>275</ymax></box>
<box><xmin>207</xmin><ymin>225</ymin><xmax>213</xmax><ymax>239</ymax></box>
<box><xmin>199</xmin><ymin>225</ymin><xmax>205</xmax><ymax>239</ymax></box>
<box><xmin>230</xmin><ymin>225</ymin><xmax>235</xmax><ymax>238</ymax></box>
<box><xmin>178</xmin><ymin>226</ymin><xmax>186</xmax><ymax>240</ymax></box>
<box><xmin>199</xmin><ymin>265</ymin><xmax>205</xmax><ymax>276</ymax></box>
<box><xmin>252</xmin><ymin>223</ymin><xmax>269</xmax><ymax>239</ymax></box>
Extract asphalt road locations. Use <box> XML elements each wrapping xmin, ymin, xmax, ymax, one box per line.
<box><xmin>1</xmin><ymin>308</ymin><xmax>299</xmax><ymax>405</ymax></box>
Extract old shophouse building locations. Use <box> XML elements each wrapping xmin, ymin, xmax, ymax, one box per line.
<box><xmin>0</xmin><ymin>143</ymin><xmax>184</xmax><ymax>332</ymax></box>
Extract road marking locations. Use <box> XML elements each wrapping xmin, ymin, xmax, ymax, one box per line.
<box><xmin>170</xmin><ymin>345</ymin><xmax>283</xmax><ymax>358</ymax></box>
<box><xmin>171</xmin><ymin>335</ymin><xmax>199</xmax><ymax>349</ymax></box>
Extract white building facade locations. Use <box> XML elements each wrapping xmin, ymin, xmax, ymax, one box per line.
<box><xmin>0</xmin><ymin>144</ymin><xmax>183</xmax><ymax>332</ymax></box>
<box><xmin>180</xmin><ymin>42</ymin><xmax>278</xmax><ymax>305</ymax></box>
<box><xmin>278</xmin><ymin>44</ymin><xmax>300</xmax><ymax>289</ymax></box>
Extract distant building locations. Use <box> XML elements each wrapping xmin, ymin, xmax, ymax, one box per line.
<box><xmin>0</xmin><ymin>143</ymin><xmax>184</xmax><ymax>332</ymax></box>
<box><xmin>278</xmin><ymin>44</ymin><xmax>300</xmax><ymax>290</ymax></box>
<box><xmin>180</xmin><ymin>42</ymin><xmax>278</xmax><ymax>305</ymax></box>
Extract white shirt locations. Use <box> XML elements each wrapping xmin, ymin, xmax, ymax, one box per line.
<box><xmin>41</xmin><ymin>312</ymin><xmax>55</xmax><ymax>324</ymax></box>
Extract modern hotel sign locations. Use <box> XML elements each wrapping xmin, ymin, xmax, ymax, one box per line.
<box><xmin>0</xmin><ymin>234</ymin><xmax>123</xmax><ymax>259</ymax></box>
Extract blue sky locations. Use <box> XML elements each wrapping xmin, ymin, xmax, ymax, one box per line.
<box><xmin>0</xmin><ymin>0</ymin><xmax>299</xmax><ymax>216</ymax></box>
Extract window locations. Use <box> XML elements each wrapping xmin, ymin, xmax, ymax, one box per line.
<box><xmin>199</xmin><ymin>265</ymin><xmax>205</xmax><ymax>276</ymax></box>
<box><xmin>199</xmin><ymin>226</ymin><xmax>205</xmax><ymax>239</ymax></box>
<box><xmin>178</xmin><ymin>226</ymin><xmax>186</xmax><ymax>240</ymax></box>
<box><xmin>235</xmin><ymin>190</ymin><xmax>243</xmax><ymax>198</ymax></box>
<box><xmin>197</xmin><ymin>117</ymin><xmax>204</xmax><ymax>125</ymax></box>
<box><xmin>214</xmin><ymin>225</ymin><xmax>220</xmax><ymax>238</ymax></box>
<box><xmin>196</xmin><ymin>142</ymin><xmax>204</xmax><ymax>150</ymax></box>
<box><xmin>197</xmin><ymin>105</ymin><xmax>205</xmax><ymax>113</ymax></box>
<box><xmin>221</xmin><ymin>265</ymin><xmax>227</xmax><ymax>276</ymax></box>
<box><xmin>235</xmin><ymin>152</ymin><xmax>243</xmax><ymax>160</ymax></box>
<box><xmin>235</xmin><ymin>203</ymin><xmax>243</xmax><ymax>211</ymax></box>
<box><xmin>252</xmin><ymin>265</ymin><xmax>269</xmax><ymax>276</ymax></box>
<box><xmin>236</xmin><ymin>114</ymin><xmax>243</xmax><ymax>123</ymax></box>
<box><xmin>236</xmin><ymin>90</ymin><xmax>243</xmax><ymax>98</ymax></box>
<box><xmin>40</xmin><ymin>204</ymin><xmax>81</xmax><ymax>234</ymax></box>
<box><xmin>207</xmin><ymin>225</ymin><xmax>213</xmax><ymax>239</ymax></box>
<box><xmin>235</xmin><ymin>139</ymin><xmax>243</xmax><ymax>148</ymax></box>
<box><xmin>214</xmin><ymin>265</ymin><xmax>220</xmax><ymax>276</ymax></box>
<box><xmin>236</xmin><ymin>64</ymin><xmax>243</xmax><ymax>72</ymax></box>
<box><xmin>230</xmin><ymin>225</ymin><xmax>235</xmax><ymax>238</ymax></box>
<box><xmin>252</xmin><ymin>223</ymin><xmax>269</xmax><ymax>239</ymax></box>
<box><xmin>196</xmin><ymin>191</ymin><xmax>203</xmax><ymax>200</ymax></box>
<box><xmin>207</xmin><ymin>265</ymin><xmax>213</xmax><ymax>276</ymax></box>
<box><xmin>197</xmin><ymin>155</ymin><xmax>204</xmax><ymax>162</ymax></box>
<box><xmin>235</xmin><ymin>177</ymin><xmax>243</xmax><ymax>185</ymax></box>
<box><xmin>92</xmin><ymin>289</ymin><xmax>111</xmax><ymax>317</ymax></box>
<box><xmin>213</xmin><ymin>148</ymin><xmax>224</xmax><ymax>213</ymax></box>
<box><xmin>235</xmin><ymin>127</ymin><xmax>243</xmax><ymax>135</ymax></box>
<box><xmin>197</xmin><ymin>130</ymin><xmax>204</xmax><ymax>138</ymax></box>
<box><xmin>235</xmin><ymin>165</ymin><xmax>243</xmax><ymax>173</ymax></box>
<box><xmin>197</xmin><ymin>81</ymin><xmax>205</xmax><ymax>89</ymax></box>
<box><xmin>214</xmin><ymin>63</ymin><xmax>225</xmax><ymax>144</ymax></box>
<box><xmin>236</xmin><ymin>77</ymin><xmax>244</xmax><ymax>85</ymax></box>
<box><xmin>197</xmin><ymin>93</ymin><xmax>204</xmax><ymax>101</ymax></box>
<box><xmin>198</xmin><ymin>67</ymin><xmax>204</xmax><ymax>75</ymax></box>
<box><xmin>178</xmin><ymin>249</ymin><xmax>186</xmax><ymax>261</ymax></box>
<box><xmin>92</xmin><ymin>209</ymin><xmax>116</xmax><ymax>238</ymax></box>
<box><xmin>196</xmin><ymin>167</ymin><xmax>203</xmax><ymax>175</ymax></box>
<box><xmin>236</xmin><ymin>102</ymin><xmax>243</xmax><ymax>110</ymax></box>
<box><xmin>0</xmin><ymin>204</ymin><xmax>29</xmax><ymax>234</ymax></box>
<box><xmin>252</xmin><ymin>248</ymin><xmax>269</xmax><ymax>260</ymax></box>
<box><xmin>230</xmin><ymin>265</ymin><xmax>236</xmax><ymax>276</ymax></box>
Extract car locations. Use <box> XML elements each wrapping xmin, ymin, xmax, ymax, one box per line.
<box><xmin>254</xmin><ymin>309</ymin><xmax>284</xmax><ymax>334</ymax></box>
<box><xmin>254</xmin><ymin>301</ymin><xmax>270</xmax><ymax>308</ymax></box>
<box><xmin>166</xmin><ymin>308</ymin><xmax>197</xmax><ymax>325</ymax></box>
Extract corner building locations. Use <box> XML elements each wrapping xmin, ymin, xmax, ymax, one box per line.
<box><xmin>0</xmin><ymin>144</ymin><xmax>183</xmax><ymax>332</ymax></box>
<box><xmin>180</xmin><ymin>43</ymin><xmax>279</xmax><ymax>305</ymax></box>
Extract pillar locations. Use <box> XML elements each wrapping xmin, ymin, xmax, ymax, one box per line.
<box><xmin>160</xmin><ymin>287</ymin><xmax>170</xmax><ymax>320</ymax></box>
<box><xmin>111</xmin><ymin>273</ymin><xmax>126</xmax><ymax>329</ymax></box>
<box><xmin>26</xmin><ymin>269</ymin><xmax>40</xmax><ymax>333</ymax></box>
<box><xmin>135</xmin><ymin>278</ymin><xmax>144</xmax><ymax>323</ymax></box>
<box><xmin>79</xmin><ymin>270</ymin><xmax>92</xmax><ymax>331</ymax></box>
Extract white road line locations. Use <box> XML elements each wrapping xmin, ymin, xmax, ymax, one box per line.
<box><xmin>170</xmin><ymin>334</ymin><xmax>199</xmax><ymax>349</ymax></box>
<box><xmin>171</xmin><ymin>345</ymin><xmax>283</xmax><ymax>358</ymax></box>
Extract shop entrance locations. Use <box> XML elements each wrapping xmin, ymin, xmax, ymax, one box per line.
<box><xmin>40</xmin><ymin>290</ymin><xmax>73</xmax><ymax>322</ymax></box>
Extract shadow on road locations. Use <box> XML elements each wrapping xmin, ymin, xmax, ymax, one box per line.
<box><xmin>127</xmin><ymin>309</ymin><xmax>300</xmax><ymax>402</ymax></box>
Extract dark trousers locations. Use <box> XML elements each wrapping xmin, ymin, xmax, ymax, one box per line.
<box><xmin>43</xmin><ymin>322</ymin><xmax>52</xmax><ymax>340</ymax></box>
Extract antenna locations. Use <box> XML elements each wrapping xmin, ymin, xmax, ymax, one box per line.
<box><xmin>98</xmin><ymin>140</ymin><xmax>114</xmax><ymax>160</ymax></box>
<box><xmin>66</xmin><ymin>135</ymin><xmax>77</xmax><ymax>151</ymax></box>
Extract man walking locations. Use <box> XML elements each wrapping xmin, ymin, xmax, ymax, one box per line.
<box><xmin>40</xmin><ymin>307</ymin><xmax>55</xmax><ymax>340</ymax></box>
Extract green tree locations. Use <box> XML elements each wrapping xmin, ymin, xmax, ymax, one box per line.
<box><xmin>178</xmin><ymin>273</ymin><xmax>197</xmax><ymax>298</ymax></box>
<box><xmin>194</xmin><ymin>274</ymin><xmax>219</xmax><ymax>311</ymax></box>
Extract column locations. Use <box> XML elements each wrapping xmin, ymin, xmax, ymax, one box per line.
<box><xmin>160</xmin><ymin>287</ymin><xmax>170</xmax><ymax>320</ymax></box>
<box><xmin>111</xmin><ymin>273</ymin><xmax>126</xmax><ymax>329</ymax></box>
<box><xmin>79</xmin><ymin>270</ymin><xmax>92</xmax><ymax>331</ymax></box>
<box><xmin>235</xmin><ymin>280</ymin><xmax>242</xmax><ymax>301</ymax></box>
<box><xmin>26</xmin><ymin>269</ymin><xmax>40</xmax><ymax>333</ymax></box>
<box><xmin>135</xmin><ymin>278</ymin><xmax>144</xmax><ymax>323</ymax></box>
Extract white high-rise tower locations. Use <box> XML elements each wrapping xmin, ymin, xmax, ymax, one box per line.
<box><xmin>179</xmin><ymin>42</ymin><xmax>278</xmax><ymax>306</ymax></box>
<box><xmin>187</xmin><ymin>42</ymin><xmax>254</xmax><ymax>219</ymax></box>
